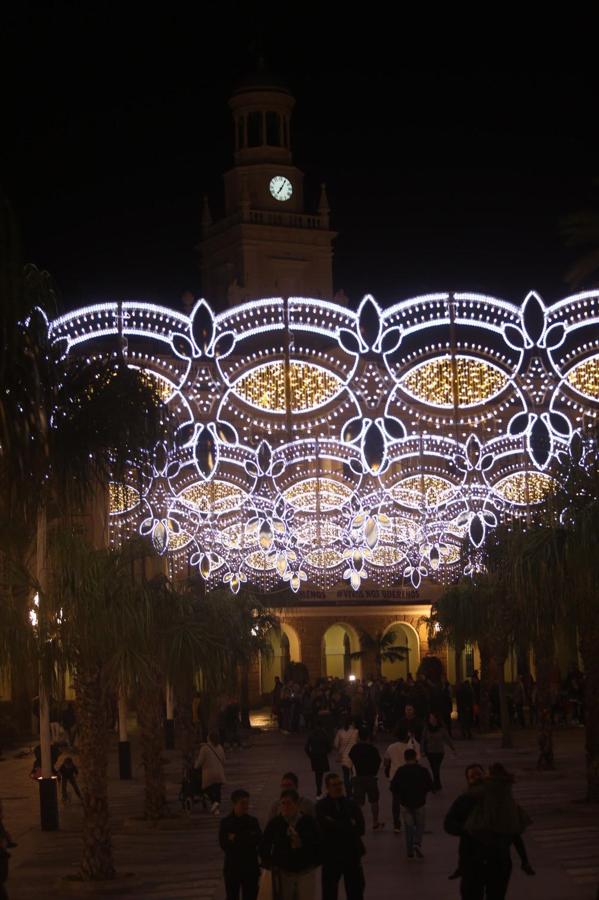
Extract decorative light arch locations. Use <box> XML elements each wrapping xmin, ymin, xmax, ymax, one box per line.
<box><xmin>48</xmin><ymin>291</ymin><xmax>599</xmax><ymax>593</ymax></box>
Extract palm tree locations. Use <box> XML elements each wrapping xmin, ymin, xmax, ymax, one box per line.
<box><xmin>0</xmin><ymin>260</ymin><xmax>167</xmax><ymax>843</ymax></box>
<box><xmin>51</xmin><ymin>531</ymin><xmax>145</xmax><ymax>879</ymax></box>
<box><xmin>224</xmin><ymin>590</ymin><xmax>279</xmax><ymax>729</ymax></box>
<box><xmin>426</xmin><ymin>579</ymin><xmax>494</xmax><ymax>734</ymax></box>
<box><xmin>556</xmin><ymin>435</ymin><xmax>599</xmax><ymax>800</ymax></box>
<box><xmin>507</xmin><ymin>523</ymin><xmax>566</xmax><ymax>769</ymax></box>
<box><xmin>350</xmin><ymin>629</ymin><xmax>409</xmax><ymax>679</ymax></box>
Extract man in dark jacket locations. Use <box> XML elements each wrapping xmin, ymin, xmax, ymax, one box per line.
<box><xmin>349</xmin><ymin>728</ymin><xmax>384</xmax><ymax>830</ymax></box>
<box><xmin>316</xmin><ymin>772</ymin><xmax>366</xmax><ymax>900</ymax></box>
<box><xmin>261</xmin><ymin>788</ymin><xmax>321</xmax><ymax>900</ymax></box>
<box><xmin>395</xmin><ymin>703</ymin><xmax>424</xmax><ymax>743</ymax></box>
<box><xmin>305</xmin><ymin>724</ymin><xmax>332</xmax><ymax>798</ymax></box>
<box><xmin>444</xmin><ymin>763</ymin><xmax>516</xmax><ymax>900</ymax></box>
<box><xmin>219</xmin><ymin>789</ymin><xmax>262</xmax><ymax>900</ymax></box>
<box><xmin>390</xmin><ymin>748</ymin><xmax>433</xmax><ymax>858</ymax></box>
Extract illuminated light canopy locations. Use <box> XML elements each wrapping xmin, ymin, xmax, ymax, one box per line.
<box><xmin>421</xmin><ymin>542</ymin><xmax>461</xmax><ymax>565</ymax></box>
<box><xmin>138</xmin><ymin>369</ymin><xmax>176</xmax><ymax>402</ymax></box>
<box><xmin>244</xmin><ymin>550</ymin><xmax>277</xmax><ymax>571</ymax></box>
<box><xmin>232</xmin><ymin>361</ymin><xmax>343</xmax><ymax>412</ymax></box>
<box><xmin>566</xmin><ymin>356</ymin><xmax>599</xmax><ymax>400</ymax></box>
<box><xmin>494</xmin><ymin>471</ymin><xmax>557</xmax><ymax>506</ymax></box>
<box><xmin>305</xmin><ymin>548</ymin><xmax>344</xmax><ymax>569</ymax></box>
<box><xmin>294</xmin><ymin>521</ymin><xmax>343</xmax><ymax>546</ymax></box>
<box><xmin>368</xmin><ymin>545</ymin><xmax>405</xmax><ymax>567</ymax></box>
<box><xmin>179</xmin><ymin>481</ymin><xmax>247</xmax><ymax>513</ymax></box>
<box><xmin>401</xmin><ymin>356</ymin><xmax>508</xmax><ymax>407</ymax></box>
<box><xmin>282</xmin><ymin>478</ymin><xmax>353</xmax><ymax>511</ymax></box>
<box><xmin>166</xmin><ymin>525</ymin><xmax>193</xmax><ymax>551</ymax></box>
<box><xmin>109</xmin><ymin>483</ymin><xmax>140</xmax><ymax>514</ymax></box>
<box><xmin>220</xmin><ymin>523</ymin><xmax>258</xmax><ymax>550</ymax></box>
<box><xmin>48</xmin><ymin>289</ymin><xmax>599</xmax><ymax>592</ymax></box>
<box><xmin>390</xmin><ymin>475</ymin><xmax>455</xmax><ymax>509</ymax></box>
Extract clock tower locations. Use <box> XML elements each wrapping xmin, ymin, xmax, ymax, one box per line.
<box><xmin>199</xmin><ymin>67</ymin><xmax>336</xmax><ymax>306</ymax></box>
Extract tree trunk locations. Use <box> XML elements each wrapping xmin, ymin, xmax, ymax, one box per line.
<box><xmin>455</xmin><ymin>646</ymin><xmax>463</xmax><ymax>685</ymax></box>
<box><xmin>478</xmin><ymin>645</ymin><xmax>492</xmax><ymax>733</ymax></box>
<box><xmin>533</xmin><ymin>629</ymin><xmax>555</xmax><ymax>771</ymax></box>
<box><xmin>75</xmin><ymin>663</ymin><xmax>115</xmax><ymax>880</ymax></box>
<box><xmin>578</xmin><ymin>626</ymin><xmax>599</xmax><ymax>801</ymax></box>
<box><xmin>175</xmin><ymin>681</ymin><xmax>197</xmax><ymax>761</ymax></box>
<box><xmin>137</xmin><ymin>674</ymin><xmax>168</xmax><ymax>821</ymax></box>
<box><xmin>496</xmin><ymin>654</ymin><xmax>513</xmax><ymax>749</ymax></box>
<box><xmin>240</xmin><ymin>662</ymin><xmax>251</xmax><ymax>730</ymax></box>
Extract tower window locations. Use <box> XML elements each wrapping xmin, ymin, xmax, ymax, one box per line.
<box><xmin>247</xmin><ymin>111</ymin><xmax>262</xmax><ymax>147</ymax></box>
<box><xmin>266</xmin><ymin>111</ymin><xmax>280</xmax><ymax>146</ymax></box>
<box><xmin>237</xmin><ymin>115</ymin><xmax>245</xmax><ymax>150</ymax></box>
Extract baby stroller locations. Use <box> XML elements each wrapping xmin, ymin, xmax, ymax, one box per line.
<box><xmin>179</xmin><ymin>755</ymin><xmax>208</xmax><ymax>815</ymax></box>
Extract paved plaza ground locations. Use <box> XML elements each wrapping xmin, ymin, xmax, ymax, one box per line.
<box><xmin>1</xmin><ymin>714</ymin><xmax>597</xmax><ymax>898</ymax></box>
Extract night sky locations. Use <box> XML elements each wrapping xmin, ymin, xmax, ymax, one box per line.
<box><xmin>3</xmin><ymin>7</ymin><xmax>598</xmax><ymax>313</ymax></box>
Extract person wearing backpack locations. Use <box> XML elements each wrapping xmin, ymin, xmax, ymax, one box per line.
<box><xmin>444</xmin><ymin>762</ymin><xmax>534</xmax><ymax>899</ymax></box>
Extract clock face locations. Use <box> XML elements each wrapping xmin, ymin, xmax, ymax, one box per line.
<box><xmin>269</xmin><ymin>175</ymin><xmax>293</xmax><ymax>202</ymax></box>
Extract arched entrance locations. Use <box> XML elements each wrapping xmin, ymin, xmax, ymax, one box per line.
<box><xmin>260</xmin><ymin>623</ymin><xmax>301</xmax><ymax>694</ymax></box>
<box><xmin>322</xmin><ymin>623</ymin><xmax>361</xmax><ymax>680</ymax></box>
<box><xmin>380</xmin><ymin>622</ymin><xmax>420</xmax><ymax>681</ymax></box>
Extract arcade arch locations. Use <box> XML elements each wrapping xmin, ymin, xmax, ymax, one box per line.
<box><xmin>380</xmin><ymin>621</ymin><xmax>420</xmax><ymax>681</ymax></box>
<box><xmin>260</xmin><ymin>622</ymin><xmax>301</xmax><ymax>694</ymax></box>
<box><xmin>322</xmin><ymin>622</ymin><xmax>362</xmax><ymax>680</ymax></box>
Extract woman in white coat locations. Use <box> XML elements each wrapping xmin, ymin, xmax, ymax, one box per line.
<box><xmin>333</xmin><ymin>715</ymin><xmax>359</xmax><ymax>797</ymax></box>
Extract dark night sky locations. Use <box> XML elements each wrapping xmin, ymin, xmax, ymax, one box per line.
<box><xmin>3</xmin><ymin>6</ymin><xmax>598</xmax><ymax>313</ymax></box>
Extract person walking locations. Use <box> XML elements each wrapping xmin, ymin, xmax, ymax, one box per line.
<box><xmin>421</xmin><ymin>711</ymin><xmax>455</xmax><ymax>792</ymax></box>
<box><xmin>316</xmin><ymin>772</ymin><xmax>366</xmax><ymax>900</ymax></box>
<box><xmin>219</xmin><ymin>789</ymin><xmax>262</xmax><ymax>900</ymax></box>
<box><xmin>456</xmin><ymin>680</ymin><xmax>474</xmax><ymax>739</ymax></box>
<box><xmin>260</xmin><ymin>788</ymin><xmax>321</xmax><ymax>900</ymax></box>
<box><xmin>266</xmin><ymin>773</ymin><xmax>315</xmax><ymax>824</ymax></box>
<box><xmin>390</xmin><ymin>748</ymin><xmax>433</xmax><ymax>859</ymax></box>
<box><xmin>395</xmin><ymin>703</ymin><xmax>424</xmax><ymax>743</ymax></box>
<box><xmin>304</xmin><ymin>723</ymin><xmax>332</xmax><ymax>798</ymax></box>
<box><xmin>349</xmin><ymin>727</ymin><xmax>384</xmax><ymax>830</ymax></box>
<box><xmin>0</xmin><ymin>801</ymin><xmax>16</xmax><ymax>900</ymax></box>
<box><xmin>444</xmin><ymin>762</ymin><xmax>534</xmax><ymax>900</ymax></box>
<box><xmin>384</xmin><ymin>728</ymin><xmax>421</xmax><ymax>833</ymax></box>
<box><xmin>195</xmin><ymin>730</ymin><xmax>226</xmax><ymax>816</ymax></box>
<box><xmin>58</xmin><ymin>755</ymin><xmax>82</xmax><ymax>803</ymax></box>
<box><xmin>333</xmin><ymin>716</ymin><xmax>358</xmax><ymax>797</ymax></box>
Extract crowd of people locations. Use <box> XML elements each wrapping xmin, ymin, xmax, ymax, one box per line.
<box><xmin>214</xmin><ymin>744</ymin><xmax>535</xmax><ymax>900</ymax></box>
<box><xmin>270</xmin><ymin>666</ymin><xmax>588</xmax><ymax>741</ymax></box>
<box><xmin>201</xmin><ymin>671</ymin><xmax>546</xmax><ymax>900</ymax></box>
